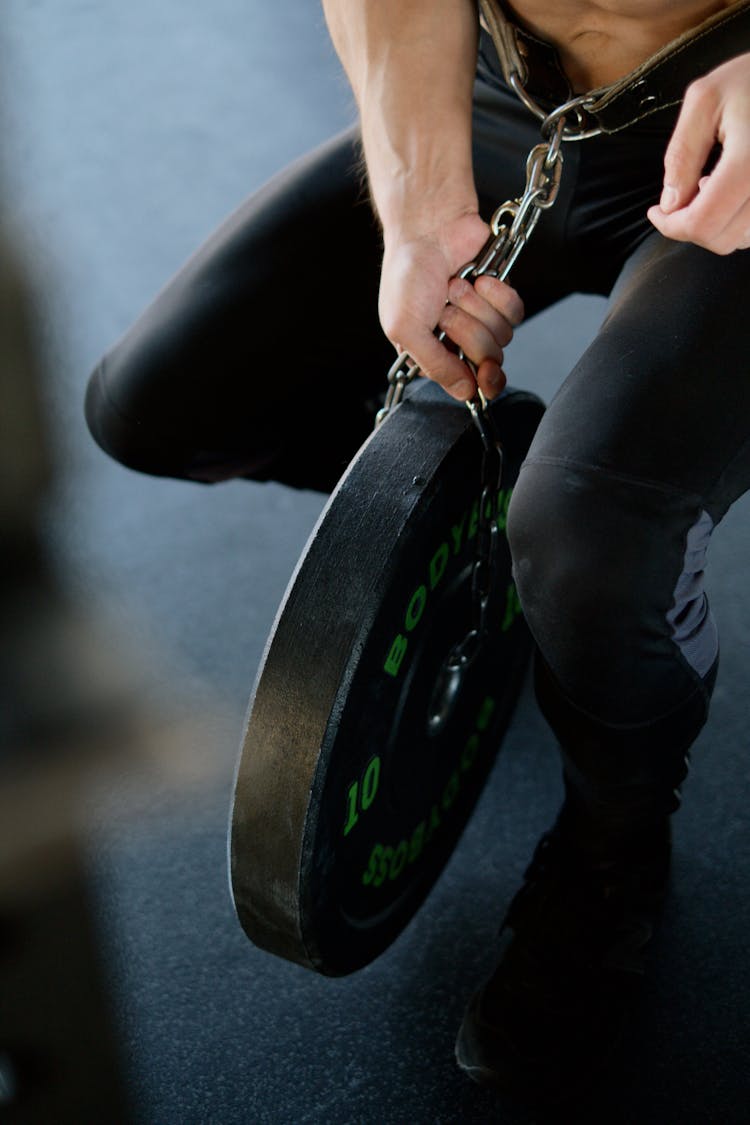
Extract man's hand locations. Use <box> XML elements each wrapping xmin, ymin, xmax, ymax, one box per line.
<box><xmin>379</xmin><ymin>210</ymin><xmax>525</xmax><ymax>402</ymax></box>
<box><xmin>648</xmin><ymin>52</ymin><xmax>750</xmax><ymax>254</ymax></box>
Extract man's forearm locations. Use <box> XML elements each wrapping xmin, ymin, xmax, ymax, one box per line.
<box><xmin>322</xmin><ymin>0</ymin><xmax>519</xmax><ymax>405</ymax></box>
<box><xmin>321</xmin><ymin>0</ymin><xmax>480</xmax><ymax>238</ymax></box>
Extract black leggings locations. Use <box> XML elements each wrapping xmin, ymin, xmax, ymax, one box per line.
<box><xmin>85</xmin><ymin>41</ymin><xmax>750</xmax><ymax>763</ymax></box>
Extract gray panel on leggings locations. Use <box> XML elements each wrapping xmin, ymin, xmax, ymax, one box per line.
<box><xmin>666</xmin><ymin>509</ymin><xmax>718</xmax><ymax>677</ymax></box>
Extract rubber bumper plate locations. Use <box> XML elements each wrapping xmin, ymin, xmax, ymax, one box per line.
<box><xmin>230</xmin><ymin>380</ymin><xmax>545</xmax><ymax>975</ymax></box>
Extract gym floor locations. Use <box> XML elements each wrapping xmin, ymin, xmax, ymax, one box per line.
<box><xmin>2</xmin><ymin>2</ymin><xmax>749</xmax><ymax>1122</ymax></box>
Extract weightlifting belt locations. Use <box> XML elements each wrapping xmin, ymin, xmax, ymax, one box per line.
<box><xmin>478</xmin><ymin>0</ymin><xmax>750</xmax><ymax>132</ymax></box>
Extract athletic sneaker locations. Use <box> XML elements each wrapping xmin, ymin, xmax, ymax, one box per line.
<box><xmin>455</xmin><ymin>803</ymin><xmax>672</xmax><ymax>1104</ymax></box>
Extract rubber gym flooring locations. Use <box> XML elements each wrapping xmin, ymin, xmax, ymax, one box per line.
<box><xmin>2</xmin><ymin>2</ymin><xmax>749</xmax><ymax>1122</ymax></box>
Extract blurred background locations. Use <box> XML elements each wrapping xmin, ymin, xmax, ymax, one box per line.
<box><xmin>1</xmin><ymin>2</ymin><xmax>748</xmax><ymax>1122</ymax></box>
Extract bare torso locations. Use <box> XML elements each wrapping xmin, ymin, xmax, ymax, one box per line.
<box><xmin>509</xmin><ymin>0</ymin><xmax>738</xmax><ymax>89</ymax></box>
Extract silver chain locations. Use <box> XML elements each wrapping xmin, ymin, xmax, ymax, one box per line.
<box><xmin>373</xmin><ymin>92</ymin><xmax>599</xmax><ymax>732</ymax></box>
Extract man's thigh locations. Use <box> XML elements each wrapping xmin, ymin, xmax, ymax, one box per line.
<box><xmin>507</xmin><ymin>234</ymin><xmax>750</xmax><ymax>722</ymax></box>
<box><xmin>528</xmin><ymin>232</ymin><xmax>750</xmax><ymax>515</ymax></box>
<box><xmin>86</xmin><ymin>125</ymin><xmax>392</xmax><ymax>491</ymax></box>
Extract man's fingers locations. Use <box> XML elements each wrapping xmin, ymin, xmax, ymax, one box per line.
<box><xmin>719</xmin><ymin>193</ymin><xmax>750</xmax><ymax>252</ymax></box>
<box><xmin>438</xmin><ymin>301</ymin><xmax>504</xmax><ymax>366</ymax></box>
<box><xmin>476</xmin><ymin>358</ymin><xmax>507</xmax><ymax>400</ymax></box>
<box><xmin>473</xmin><ymin>274</ymin><xmax>525</xmax><ymax>326</ymax></box>
<box><xmin>446</xmin><ymin>276</ymin><xmax>514</xmax><ymax>347</ymax></box>
<box><xmin>648</xmin><ymin>144</ymin><xmax>750</xmax><ymax>252</ymax></box>
<box><xmin>396</xmin><ymin>326</ymin><xmax>477</xmax><ymax>400</ymax></box>
<box><xmin>695</xmin><ymin>143</ymin><xmax>750</xmax><ymax>247</ymax></box>
<box><xmin>438</xmin><ymin>274</ymin><xmax>522</xmax><ymax>399</ymax></box>
<box><xmin>660</xmin><ymin>76</ymin><xmax>721</xmax><ymax>211</ymax></box>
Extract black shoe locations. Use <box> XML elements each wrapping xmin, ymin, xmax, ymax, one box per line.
<box><xmin>455</xmin><ymin>804</ymin><xmax>671</xmax><ymax>1105</ymax></box>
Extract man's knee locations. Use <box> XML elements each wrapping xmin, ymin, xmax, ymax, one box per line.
<box><xmin>506</xmin><ymin>458</ymin><xmax>708</xmax><ymax>724</ymax></box>
<box><xmin>507</xmin><ymin>460</ymin><xmax>628</xmax><ymax>652</ymax></box>
<box><xmin>84</xmin><ymin>352</ymin><xmax>182</xmax><ymax>477</ymax></box>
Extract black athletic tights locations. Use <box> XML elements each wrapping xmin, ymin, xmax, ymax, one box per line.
<box><xmin>86</xmin><ymin>37</ymin><xmax>750</xmax><ymax>803</ymax></box>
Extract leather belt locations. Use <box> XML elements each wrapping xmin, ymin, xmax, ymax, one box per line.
<box><xmin>478</xmin><ymin>0</ymin><xmax>750</xmax><ymax>133</ymax></box>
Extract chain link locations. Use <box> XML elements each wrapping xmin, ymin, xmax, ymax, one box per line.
<box><xmin>372</xmin><ymin>94</ymin><xmax>596</xmax><ymax>733</ymax></box>
<box><xmin>509</xmin><ymin>75</ymin><xmax>603</xmax><ymax>141</ymax></box>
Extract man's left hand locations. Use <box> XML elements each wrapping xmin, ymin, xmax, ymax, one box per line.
<box><xmin>648</xmin><ymin>51</ymin><xmax>750</xmax><ymax>254</ymax></box>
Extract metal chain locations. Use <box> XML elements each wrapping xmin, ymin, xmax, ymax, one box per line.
<box><xmin>372</xmin><ymin>93</ymin><xmax>599</xmax><ymax>733</ymax></box>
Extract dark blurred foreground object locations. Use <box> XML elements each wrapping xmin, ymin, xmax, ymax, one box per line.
<box><xmin>0</xmin><ymin>221</ymin><xmax>134</xmax><ymax>1123</ymax></box>
<box><xmin>0</xmin><ymin>227</ymin><xmax>218</xmax><ymax>1124</ymax></box>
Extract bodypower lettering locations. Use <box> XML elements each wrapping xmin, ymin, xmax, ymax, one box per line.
<box><xmin>383</xmin><ymin>487</ymin><xmax>517</xmax><ymax>678</ymax></box>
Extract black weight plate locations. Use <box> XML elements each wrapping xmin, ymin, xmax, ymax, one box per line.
<box><xmin>230</xmin><ymin>381</ymin><xmax>544</xmax><ymax>975</ymax></box>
